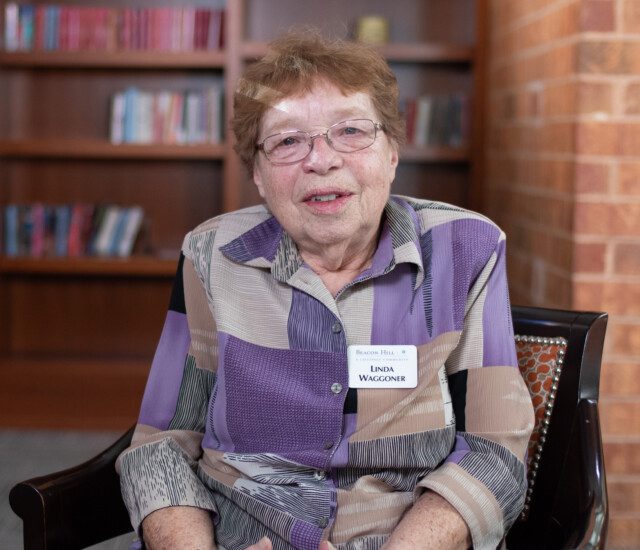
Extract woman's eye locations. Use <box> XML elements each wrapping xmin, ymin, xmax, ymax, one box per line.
<box><xmin>276</xmin><ymin>135</ymin><xmax>303</xmax><ymax>148</ymax></box>
<box><xmin>342</xmin><ymin>126</ymin><xmax>361</xmax><ymax>136</ymax></box>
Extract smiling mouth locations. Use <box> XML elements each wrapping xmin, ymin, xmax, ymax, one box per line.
<box><xmin>310</xmin><ymin>194</ymin><xmax>339</xmax><ymax>202</ymax></box>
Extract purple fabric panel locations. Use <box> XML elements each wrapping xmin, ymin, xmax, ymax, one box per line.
<box><xmin>222</xmin><ymin>335</ymin><xmax>347</xmax><ymax>469</ymax></box>
<box><xmin>371</xmin><ymin>263</ymin><xmax>429</xmax><ymax>345</ymax></box>
<box><xmin>370</xmin><ymin>218</ymin><xmax>394</xmax><ymax>275</ymax></box>
<box><xmin>138</xmin><ymin>310</ymin><xmax>191</xmax><ymax>429</ymax></box>
<box><xmin>206</xmin><ymin>331</ymin><xmax>234</xmax><ymax>452</ymax></box>
<box><xmin>331</xmin><ymin>412</ymin><xmax>357</xmax><ymax>468</ymax></box>
<box><xmin>427</xmin><ymin>223</ymin><xmax>456</xmax><ymax>336</ymax></box>
<box><xmin>445</xmin><ymin>434</ymin><xmax>472</xmax><ymax>465</ymax></box>
<box><xmin>291</xmin><ymin>520</ymin><xmax>323</xmax><ymax>550</ymax></box>
<box><xmin>219</xmin><ymin>216</ymin><xmax>283</xmax><ymax>263</ymax></box>
<box><xmin>450</xmin><ymin>219</ymin><xmax>500</xmax><ymax>330</ymax></box>
<box><xmin>481</xmin><ymin>239</ymin><xmax>518</xmax><ymax>368</ymax></box>
<box><xmin>288</xmin><ymin>288</ymin><xmax>346</xmax><ymax>353</ymax></box>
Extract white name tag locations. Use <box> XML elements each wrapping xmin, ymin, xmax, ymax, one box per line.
<box><xmin>348</xmin><ymin>345</ymin><xmax>418</xmax><ymax>388</ymax></box>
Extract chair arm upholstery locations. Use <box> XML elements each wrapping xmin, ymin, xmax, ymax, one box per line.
<box><xmin>9</xmin><ymin>426</ymin><xmax>135</xmax><ymax>550</ymax></box>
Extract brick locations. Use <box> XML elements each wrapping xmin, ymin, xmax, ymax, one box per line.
<box><xmin>619</xmin><ymin>163</ymin><xmax>640</xmax><ymax>195</ymax></box>
<box><xmin>622</xmin><ymin>0</ymin><xmax>640</xmax><ymax>33</ymax></box>
<box><xmin>607</xmin><ymin>517</ymin><xmax>640</xmax><ymax>550</ymax></box>
<box><xmin>623</xmin><ymin>82</ymin><xmax>640</xmax><ymax>115</ymax></box>
<box><xmin>542</xmin><ymin>2</ymin><xmax>579</xmax><ymax>45</ymax></box>
<box><xmin>575</xmin><ymin>162</ymin><xmax>609</xmax><ymax>194</ymax></box>
<box><xmin>602</xmin><ymin>282</ymin><xmax>640</xmax><ymax>316</ymax></box>
<box><xmin>575</xmin><ymin>201</ymin><xmax>640</xmax><ymax>236</ymax></box>
<box><xmin>538</xmin><ymin>43</ymin><xmax>577</xmax><ymax>82</ymax></box>
<box><xmin>600</xmin><ymin>400</ymin><xmax>640</xmax><ymax>436</ymax></box>
<box><xmin>606</xmin><ymin>323</ymin><xmax>640</xmax><ymax>357</ymax></box>
<box><xmin>604</xmin><ymin>442</ymin><xmax>640</xmax><ymax>475</ymax></box>
<box><xmin>609</xmin><ymin>481</ymin><xmax>640</xmax><ymax>512</ymax></box>
<box><xmin>576</xmin><ymin>121</ymin><xmax>617</xmax><ymax>155</ymax></box>
<box><xmin>578</xmin><ymin>81</ymin><xmax>614</xmax><ymax>115</ymax></box>
<box><xmin>619</xmin><ymin>123</ymin><xmax>640</xmax><ymax>156</ymax></box>
<box><xmin>601</xmin><ymin>363</ymin><xmax>640</xmax><ymax>397</ymax></box>
<box><xmin>609</xmin><ymin>203</ymin><xmax>640</xmax><ymax>235</ymax></box>
<box><xmin>539</xmin><ymin>122</ymin><xmax>575</xmax><ymax>154</ymax></box>
<box><xmin>578</xmin><ymin>41</ymin><xmax>640</xmax><ymax>75</ymax></box>
<box><xmin>572</xmin><ymin>280</ymin><xmax>604</xmax><ymax>310</ymax></box>
<box><xmin>573</xmin><ymin>242</ymin><xmax>607</xmax><ymax>273</ymax></box>
<box><xmin>574</xmin><ymin>201</ymin><xmax>611</xmax><ymax>234</ymax></box>
<box><xmin>537</xmin><ymin>158</ymin><xmax>574</xmax><ymax>194</ymax></box>
<box><xmin>580</xmin><ymin>0</ymin><xmax>615</xmax><ymax>32</ymax></box>
<box><xmin>543</xmin><ymin>268</ymin><xmax>572</xmax><ymax>308</ymax></box>
<box><xmin>613</xmin><ymin>243</ymin><xmax>640</xmax><ymax>276</ymax></box>
<box><xmin>543</xmin><ymin>81</ymin><xmax>576</xmax><ymax>117</ymax></box>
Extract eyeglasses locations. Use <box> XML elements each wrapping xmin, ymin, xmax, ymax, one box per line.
<box><xmin>256</xmin><ymin>119</ymin><xmax>384</xmax><ymax>165</ymax></box>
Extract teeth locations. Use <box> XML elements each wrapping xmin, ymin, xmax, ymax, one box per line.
<box><xmin>311</xmin><ymin>194</ymin><xmax>338</xmax><ymax>202</ymax></box>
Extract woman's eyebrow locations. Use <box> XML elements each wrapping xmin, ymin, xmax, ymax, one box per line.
<box><xmin>264</xmin><ymin>109</ymin><xmax>374</xmax><ymax>135</ymax></box>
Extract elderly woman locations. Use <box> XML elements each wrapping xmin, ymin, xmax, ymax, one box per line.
<box><xmin>117</xmin><ymin>32</ymin><xmax>534</xmax><ymax>550</ymax></box>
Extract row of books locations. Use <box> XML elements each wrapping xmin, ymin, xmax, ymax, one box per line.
<box><xmin>110</xmin><ymin>86</ymin><xmax>224</xmax><ymax>145</ymax></box>
<box><xmin>2</xmin><ymin>203</ymin><xmax>144</xmax><ymax>258</ymax></box>
<box><xmin>404</xmin><ymin>93</ymin><xmax>471</xmax><ymax>148</ymax></box>
<box><xmin>3</xmin><ymin>3</ymin><xmax>225</xmax><ymax>52</ymax></box>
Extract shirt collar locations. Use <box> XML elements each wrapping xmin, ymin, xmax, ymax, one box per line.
<box><xmin>220</xmin><ymin>196</ymin><xmax>424</xmax><ymax>289</ymax></box>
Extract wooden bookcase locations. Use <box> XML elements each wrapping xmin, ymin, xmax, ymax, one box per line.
<box><xmin>0</xmin><ymin>0</ymin><xmax>486</xmax><ymax>429</ymax></box>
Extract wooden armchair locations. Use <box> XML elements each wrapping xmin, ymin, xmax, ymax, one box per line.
<box><xmin>9</xmin><ymin>305</ymin><xmax>608</xmax><ymax>550</ymax></box>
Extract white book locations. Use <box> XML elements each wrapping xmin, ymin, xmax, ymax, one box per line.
<box><xmin>110</xmin><ymin>93</ymin><xmax>125</xmax><ymax>144</ymax></box>
<box><xmin>93</xmin><ymin>206</ymin><xmax>121</xmax><ymax>256</ymax></box>
<box><xmin>414</xmin><ymin>96</ymin><xmax>433</xmax><ymax>147</ymax></box>
<box><xmin>117</xmin><ymin>206</ymin><xmax>144</xmax><ymax>257</ymax></box>
<box><xmin>5</xmin><ymin>3</ymin><xmax>19</xmax><ymax>51</ymax></box>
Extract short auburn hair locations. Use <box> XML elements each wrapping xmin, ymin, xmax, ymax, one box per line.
<box><xmin>232</xmin><ymin>30</ymin><xmax>405</xmax><ymax>173</ymax></box>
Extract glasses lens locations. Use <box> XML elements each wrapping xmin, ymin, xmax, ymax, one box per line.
<box><xmin>263</xmin><ymin>132</ymin><xmax>309</xmax><ymax>163</ymax></box>
<box><xmin>328</xmin><ymin>120</ymin><xmax>376</xmax><ymax>152</ymax></box>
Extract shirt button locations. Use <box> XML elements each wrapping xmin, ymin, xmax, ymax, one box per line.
<box><xmin>330</xmin><ymin>382</ymin><xmax>343</xmax><ymax>394</ymax></box>
<box><xmin>324</xmin><ymin>441</ymin><xmax>334</xmax><ymax>450</ymax></box>
<box><xmin>313</xmin><ymin>470</ymin><xmax>326</xmax><ymax>481</ymax></box>
<box><xmin>318</xmin><ymin>517</ymin><xmax>329</xmax><ymax>528</ymax></box>
<box><xmin>331</xmin><ymin>322</ymin><xmax>342</xmax><ymax>334</ymax></box>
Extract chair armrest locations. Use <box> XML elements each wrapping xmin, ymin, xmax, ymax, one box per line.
<box><xmin>549</xmin><ymin>399</ymin><xmax>608</xmax><ymax>549</ymax></box>
<box><xmin>9</xmin><ymin>427</ymin><xmax>135</xmax><ymax>550</ymax></box>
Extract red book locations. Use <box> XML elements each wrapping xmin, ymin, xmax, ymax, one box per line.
<box><xmin>404</xmin><ymin>98</ymin><xmax>417</xmax><ymax>145</ymax></box>
<box><xmin>35</xmin><ymin>6</ymin><xmax>45</xmax><ymax>50</ymax></box>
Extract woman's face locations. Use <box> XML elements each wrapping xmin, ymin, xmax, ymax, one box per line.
<box><xmin>253</xmin><ymin>79</ymin><xmax>399</xmax><ymax>256</ymax></box>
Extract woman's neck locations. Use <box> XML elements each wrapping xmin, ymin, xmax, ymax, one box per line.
<box><xmin>300</xmin><ymin>233</ymin><xmax>378</xmax><ymax>297</ymax></box>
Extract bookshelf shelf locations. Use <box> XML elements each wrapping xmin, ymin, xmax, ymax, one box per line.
<box><xmin>0</xmin><ymin>139</ymin><xmax>226</xmax><ymax>159</ymax></box>
<box><xmin>0</xmin><ymin>50</ymin><xmax>226</xmax><ymax>68</ymax></box>
<box><xmin>0</xmin><ymin>256</ymin><xmax>177</xmax><ymax>277</ymax></box>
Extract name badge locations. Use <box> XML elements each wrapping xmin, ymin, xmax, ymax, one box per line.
<box><xmin>348</xmin><ymin>345</ymin><xmax>418</xmax><ymax>388</ymax></box>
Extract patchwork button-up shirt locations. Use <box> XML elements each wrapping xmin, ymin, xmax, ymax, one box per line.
<box><xmin>117</xmin><ymin>196</ymin><xmax>534</xmax><ymax>550</ymax></box>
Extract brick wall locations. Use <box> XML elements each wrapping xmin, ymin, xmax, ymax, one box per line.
<box><xmin>484</xmin><ymin>1</ymin><xmax>640</xmax><ymax>547</ymax></box>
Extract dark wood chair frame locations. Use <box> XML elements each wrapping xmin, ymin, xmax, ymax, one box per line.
<box><xmin>9</xmin><ymin>305</ymin><xmax>609</xmax><ymax>549</ymax></box>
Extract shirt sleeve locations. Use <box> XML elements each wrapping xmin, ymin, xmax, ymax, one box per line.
<box><xmin>416</xmin><ymin>232</ymin><xmax>535</xmax><ymax>549</ymax></box>
<box><xmin>116</xmin><ymin>249</ymin><xmax>219</xmax><ymax>535</ymax></box>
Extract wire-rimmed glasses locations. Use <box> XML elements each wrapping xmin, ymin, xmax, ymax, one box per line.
<box><xmin>256</xmin><ymin>119</ymin><xmax>384</xmax><ymax>165</ymax></box>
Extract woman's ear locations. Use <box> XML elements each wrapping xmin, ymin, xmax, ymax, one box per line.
<box><xmin>253</xmin><ymin>163</ymin><xmax>266</xmax><ymax>199</ymax></box>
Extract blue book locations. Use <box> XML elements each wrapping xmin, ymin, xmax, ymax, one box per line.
<box><xmin>123</xmin><ymin>87</ymin><xmax>139</xmax><ymax>143</ymax></box>
<box><xmin>4</xmin><ymin>205</ymin><xmax>19</xmax><ymax>256</ymax></box>
<box><xmin>54</xmin><ymin>204</ymin><xmax>71</xmax><ymax>257</ymax></box>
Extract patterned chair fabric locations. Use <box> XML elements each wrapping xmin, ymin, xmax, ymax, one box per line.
<box><xmin>515</xmin><ymin>335</ymin><xmax>567</xmax><ymax>519</ymax></box>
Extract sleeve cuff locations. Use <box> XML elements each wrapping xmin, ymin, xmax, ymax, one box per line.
<box><xmin>118</xmin><ymin>437</ymin><xmax>217</xmax><ymax>534</ymax></box>
<box><xmin>416</xmin><ymin>462</ymin><xmax>506</xmax><ymax>550</ymax></box>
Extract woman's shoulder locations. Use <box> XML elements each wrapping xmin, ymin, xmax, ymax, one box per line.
<box><xmin>392</xmin><ymin>195</ymin><xmax>504</xmax><ymax>240</ymax></box>
<box><xmin>181</xmin><ymin>204</ymin><xmax>273</xmax><ymax>256</ymax></box>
